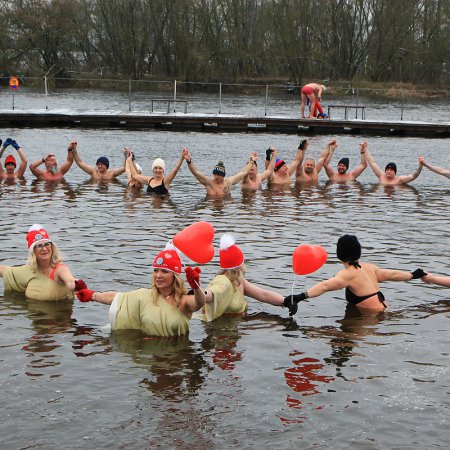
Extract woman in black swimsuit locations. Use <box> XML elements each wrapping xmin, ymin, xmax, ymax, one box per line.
<box><xmin>127</xmin><ymin>150</ymin><xmax>184</xmax><ymax>195</ymax></box>
<box><xmin>283</xmin><ymin>234</ymin><xmax>426</xmax><ymax>316</ymax></box>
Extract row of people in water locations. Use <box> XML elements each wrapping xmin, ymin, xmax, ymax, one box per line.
<box><xmin>1</xmin><ymin>138</ymin><xmax>449</xmax><ymax>197</ymax></box>
<box><xmin>1</xmin><ymin>224</ymin><xmax>448</xmax><ymax>338</ymax></box>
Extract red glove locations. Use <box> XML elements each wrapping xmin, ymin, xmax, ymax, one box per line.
<box><xmin>74</xmin><ymin>279</ymin><xmax>88</xmax><ymax>292</ymax></box>
<box><xmin>185</xmin><ymin>266</ymin><xmax>201</xmax><ymax>290</ymax></box>
<box><xmin>76</xmin><ymin>289</ymin><xmax>95</xmax><ymax>302</ymax></box>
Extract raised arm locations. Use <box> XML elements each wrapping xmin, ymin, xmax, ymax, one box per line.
<box><xmin>419</xmin><ymin>157</ymin><xmax>450</xmax><ymax>179</ymax></box>
<box><xmin>260</xmin><ymin>149</ymin><xmax>278</xmax><ymax>182</ymax></box>
<box><xmin>227</xmin><ymin>156</ymin><xmax>254</xmax><ymax>185</ymax></box>
<box><xmin>315</xmin><ymin>144</ymin><xmax>330</xmax><ymax>174</ymax></box>
<box><xmin>164</xmin><ymin>149</ymin><xmax>185</xmax><ymax>188</ymax></box>
<box><xmin>295</xmin><ymin>141</ymin><xmax>307</xmax><ymax>177</ymax></box>
<box><xmin>58</xmin><ymin>141</ymin><xmax>75</xmax><ymax>175</ymax></box>
<box><xmin>364</xmin><ymin>146</ymin><xmax>384</xmax><ymax>179</ymax></box>
<box><xmin>126</xmin><ymin>153</ymin><xmax>150</xmax><ymax>185</ymax></box>
<box><xmin>71</xmin><ymin>142</ymin><xmax>94</xmax><ymax>175</ymax></box>
<box><xmin>396</xmin><ymin>158</ymin><xmax>423</xmax><ymax>184</ymax></box>
<box><xmin>12</xmin><ymin>141</ymin><xmax>28</xmax><ymax>178</ymax></box>
<box><xmin>349</xmin><ymin>141</ymin><xmax>368</xmax><ymax>178</ymax></box>
<box><xmin>29</xmin><ymin>157</ymin><xmax>47</xmax><ymax>177</ymax></box>
<box><xmin>183</xmin><ymin>148</ymin><xmax>213</xmax><ymax>187</ymax></box>
<box><xmin>323</xmin><ymin>140</ymin><xmax>337</xmax><ymax>177</ymax></box>
<box><xmin>287</xmin><ymin>147</ymin><xmax>305</xmax><ymax>176</ymax></box>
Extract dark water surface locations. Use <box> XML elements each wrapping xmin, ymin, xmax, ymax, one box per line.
<box><xmin>1</xmin><ymin>128</ymin><xmax>449</xmax><ymax>449</ymax></box>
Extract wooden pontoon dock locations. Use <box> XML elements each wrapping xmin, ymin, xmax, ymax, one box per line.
<box><xmin>0</xmin><ymin>110</ymin><xmax>448</xmax><ymax>137</ymax></box>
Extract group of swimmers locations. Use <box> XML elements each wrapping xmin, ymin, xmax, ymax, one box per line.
<box><xmin>0</xmin><ymin>224</ymin><xmax>448</xmax><ymax>338</ymax></box>
<box><xmin>1</xmin><ymin>137</ymin><xmax>448</xmax><ymax>198</ymax></box>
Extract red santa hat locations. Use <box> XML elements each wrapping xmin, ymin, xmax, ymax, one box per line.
<box><xmin>153</xmin><ymin>241</ymin><xmax>182</xmax><ymax>274</ymax></box>
<box><xmin>219</xmin><ymin>234</ymin><xmax>244</xmax><ymax>270</ymax></box>
<box><xmin>26</xmin><ymin>224</ymin><xmax>51</xmax><ymax>250</ymax></box>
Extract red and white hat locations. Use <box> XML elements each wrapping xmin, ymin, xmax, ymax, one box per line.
<box><xmin>26</xmin><ymin>224</ymin><xmax>51</xmax><ymax>250</ymax></box>
<box><xmin>219</xmin><ymin>234</ymin><xmax>244</xmax><ymax>270</ymax></box>
<box><xmin>153</xmin><ymin>241</ymin><xmax>182</xmax><ymax>274</ymax></box>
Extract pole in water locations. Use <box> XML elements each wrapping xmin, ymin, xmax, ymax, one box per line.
<box><xmin>219</xmin><ymin>82</ymin><xmax>222</xmax><ymax>114</ymax></box>
<box><xmin>12</xmin><ymin>90</ymin><xmax>14</xmax><ymax>110</ymax></box>
<box><xmin>128</xmin><ymin>79</ymin><xmax>132</xmax><ymax>112</ymax></box>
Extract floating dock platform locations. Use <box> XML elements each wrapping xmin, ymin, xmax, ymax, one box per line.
<box><xmin>0</xmin><ymin>109</ymin><xmax>448</xmax><ymax>137</ymax></box>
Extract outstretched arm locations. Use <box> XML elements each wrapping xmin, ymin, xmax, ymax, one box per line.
<box><xmin>164</xmin><ymin>149</ymin><xmax>185</xmax><ymax>188</ymax></box>
<box><xmin>419</xmin><ymin>157</ymin><xmax>449</xmax><ymax>179</ymax></box>
<box><xmin>55</xmin><ymin>265</ymin><xmax>76</xmax><ymax>292</ymax></box>
<box><xmin>243</xmin><ymin>279</ymin><xmax>284</xmax><ymax>306</ymax></box>
<box><xmin>15</xmin><ymin>144</ymin><xmax>28</xmax><ymax>178</ymax></box>
<box><xmin>349</xmin><ymin>141</ymin><xmax>368</xmax><ymax>178</ymax></box>
<box><xmin>421</xmin><ymin>273</ymin><xmax>450</xmax><ymax>287</ymax></box>
<box><xmin>59</xmin><ymin>141</ymin><xmax>75</xmax><ymax>175</ymax></box>
<box><xmin>183</xmin><ymin>148</ymin><xmax>213</xmax><ymax>187</ymax></box>
<box><xmin>364</xmin><ymin>146</ymin><xmax>384</xmax><ymax>179</ymax></box>
<box><xmin>397</xmin><ymin>158</ymin><xmax>423</xmax><ymax>184</ymax></box>
<box><xmin>72</xmin><ymin>142</ymin><xmax>94</xmax><ymax>175</ymax></box>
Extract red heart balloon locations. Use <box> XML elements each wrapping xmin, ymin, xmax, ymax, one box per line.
<box><xmin>173</xmin><ymin>221</ymin><xmax>215</xmax><ymax>264</ymax></box>
<box><xmin>292</xmin><ymin>245</ymin><xmax>328</xmax><ymax>275</ymax></box>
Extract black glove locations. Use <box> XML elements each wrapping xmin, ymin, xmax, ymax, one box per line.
<box><xmin>298</xmin><ymin>139</ymin><xmax>307</xmax><ymax>150</ymax></box>
<box><xmin>265</xmin><ymin>148</ymin><xmax>273</xmax><ymax>161</ymax></box>
<box><xmin>411</xmin><ymin>268</ymin><xmax>427</xmax><ymax>279</ymax></box>
<box><xmin>283</xmin><ymin>292</ymin><xmax>308</xmax><ymax>316</ymax></box>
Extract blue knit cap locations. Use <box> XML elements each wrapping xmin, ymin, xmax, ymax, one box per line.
<box><xmin>96</xmin><ymin>156</ymin><xmax>110</xmax><ymax>169</ymax></box>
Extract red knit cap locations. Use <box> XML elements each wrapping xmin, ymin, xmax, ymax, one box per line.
<box><xmin>219</xmin><ymin>234</ymin><xmax>244</xmax><ymax>270</ymax></box>
<box><xmin>4</xmin><ymin>154</ymin><xmax>16</xmax><ymax>168</ymax></box>
<box><xmin>153</xmin><ymin>242</ymin><xmax>182</xmax><ymax>274</ymax></box>
<box><xmin>26</xmin><ymin>224</ymin><xmax>51</xmax><ymax>250</ymax></box>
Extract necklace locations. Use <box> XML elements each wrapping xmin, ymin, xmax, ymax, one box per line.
<box><xmin>164</xmin><ymin>291</ymin><xmax>175</xmax><ymax>299</ymax></box>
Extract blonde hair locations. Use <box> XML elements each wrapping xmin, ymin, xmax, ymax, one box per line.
<box><xmin>218</xmin><ymin>263</ymin><xmax>246</xmax><ymax>291</ymax></box>
<box><xmin>150</xmin><ymin>272</ymin><xmax>187</xmax><ymax>306</ymax></box>
<box><xmin>27</xmin><ymin>242</ymin><xmax>63</xmax><ymax>273</ymax></box>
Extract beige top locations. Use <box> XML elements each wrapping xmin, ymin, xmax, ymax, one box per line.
<box><xmin>111</xmin><ymin>288</ymin><xmax>190</xmax><ymax>337</ymax></box>
<box><xmin>203</xmin><ymin>275</ymin><xmax>248</xmax><ymax>322</ymax></box>
<box><xmin>3</xmin><ymin>265</ymin><xmax>73</xmax><ymax>301</ymax></box>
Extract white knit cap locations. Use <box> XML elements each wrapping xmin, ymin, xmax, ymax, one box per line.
<box><xmin>152</xmin><ymin>158</ymin><xmax>166</xmax><ymax>171</ymax></box>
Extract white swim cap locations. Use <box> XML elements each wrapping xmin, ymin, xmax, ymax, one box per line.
<box><xmin>152</xmin><ymin>158</ymin><xmax>166</xmax><ymax>171</ymax></box>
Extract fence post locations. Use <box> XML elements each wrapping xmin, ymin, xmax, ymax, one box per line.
<box><xmin>45</xmin><ymin>76</ymin><xmax>48</xmax><ymax>110</ymax></box>
<box><xmin>400</xmin><ymin>89</ymin><xmax>405</xmax><ymax>121</ymax></box>
<box><xmin>128</xmin><ymin>79</ymin><xmax>132</xmax><ymax>112</ymax></box>
<box><xmin>173</xmin><ymin>80</ymin><xmax>177</xmax><ymax>112</ymax></box>
<box><xmin>265</xmin><ymin>84</ymin><xmax>269</xmax><ymax>116</ymax></box>
<box><xmin>219</xmin><ymin>82</ymin><xmax>222</xmax><ymax>114</ymax></box>
<box><xmin>12</xmin><ymin>90</ymin><xmax>15</xmax><ymax>110</ymax></box>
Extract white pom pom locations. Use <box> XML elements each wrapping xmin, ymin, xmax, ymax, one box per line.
<box><xmin>164</xmin><ymin>240</ymin><xmax>182</xmax><ymax>257</ymax></box>
<box><xmin>220</xmin><ymin>233</ymin><xmax>236</xmax><ymax>250</ymax></box>
<box><xmin>29</xmin><ymin>224</ymin><xmax>44</xmax><ymax>232</ymax></box>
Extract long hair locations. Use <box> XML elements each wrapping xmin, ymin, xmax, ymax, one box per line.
<box><xmin>150</xmin><ymin>272</ymin><xmax>187</xmax><ymax>306</ymax></box>
<box><xmin>218</xmin><ymin>263</ymin><xmax>246</xmax><ymax>291</ymax></box>
<box><xmin>27</xmin><ymin>242</ymin><xmax>63</xmax><ymax>273</ymax></box>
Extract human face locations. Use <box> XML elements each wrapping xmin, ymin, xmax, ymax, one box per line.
<box><xmin>248</xmin><ymin>164</ymin><xmax>257</xmax><ymax>179</ymax></box>
<box><xmin>153</xmin><ymin>268</ymin><xmax>175</xmax><ymax>291</ymax></box>
<box><xmin>34</xmin><ymin>241</ymin><xmax>53</xmax><ymax>262</ymax></box>
<box><xmin>152</xmin><ymin>166</ymin><xmax>164</xmax><ymax>178</ymax></box>
<box><xmin>213</xmin><ymin>174</ymin><xmax>224</xmax><ymax>184</ymax></box>
<box><xmin>385</xmin><ymin>168</ymin><xmax>396</xmax><ymax>178</ymax></box>
<box><xmin>304</xmin><ymin>159</ymin><xmax>315</xmax><ymax>174</ymax></box>
<box><xmin>44</xmin><ymin>155</ymin><xmax>57</xmax><ymax>171</ymax></box>
<box><xmin>5</xmin><ymin>163</ymin><xmax>16</xmax><ymax>174</ymax></box>
<box><xmin>277</xmin><ymin>164</ymin><xmax>288</xmax><ymax>176</ymax></box>
<box><xmin>96</xmin><ymin>162</ymin><xmax>108</xmax><ymax>173</ymax></box>
<box><xmin>337</xmin><ymin>164</ymin><xmax>348</xmax><ymax>174</ymax></box>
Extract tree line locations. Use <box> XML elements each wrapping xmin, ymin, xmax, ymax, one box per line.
<box><xmin>0</xmin><ymin>0</ymin><xmax>448</xmax><ymax>86</ymax></box>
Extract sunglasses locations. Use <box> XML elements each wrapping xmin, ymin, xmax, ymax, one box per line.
<box><xmin>34</xmin><ymin>242</ymin><xmax>52</xmax><ymax>251</ymax></box>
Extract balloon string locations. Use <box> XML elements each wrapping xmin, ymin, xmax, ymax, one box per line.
<box><xmin>291</xmin><ymin>276</ymin><xmax>296</xmax><ymax>300</ymax></box>
<box><xmin>181</xmin><ymin>261</ymin><xmax>201</xmax><ymax>289</ymax></box>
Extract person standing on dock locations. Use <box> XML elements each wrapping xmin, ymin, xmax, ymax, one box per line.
<box><xmin>241</xmin><ymin>148</ymin><xmax>277</xmax><ymax>190</ymax></box>
<box><xmin>182</xmin><ymin>148</ymin><xmax>254</xmax><ymax>197</ymax></box>
<box><xmin>418</xmin><ymin>157</ymin><xmax>449</xmax><ymax>179</ymax></box>
<box><xmin>71</xmin><ymin>143</ymin><xmax>126</xmax><ymax>181</ymax></box>
<box><xmin>365</xmin><ymin>147</ymin><xmax>423</xmax><ymax>185</ymax></box>
<box><xmin>29</xmin><ymin>141</ymin><xmax>74</xmax><ymax>181</ymax></box>
<box><xmin>300</xmin><ymin>83</ymin><xmax>327</xmax><ymax>119</ymax></box>
<box><xmin>323</xmin><ymin>140</ymin><xmax>368</xmax><ymax>182</ymax></box>
<box><xmin>0</xmin><ymin>138</ymin><xmax>27</xmax><ymax>181</ymax></box>
<box><xmin>295</xmin><ymin>139</ymin><xmax>329</xmax><ymax>184</ymax></box>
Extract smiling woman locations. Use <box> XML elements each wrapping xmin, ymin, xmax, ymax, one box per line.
<box><xmin>0</xmin><ymin>224</ymin><xmax>81</xmax><ymax>301</ymax></box>
<box><xmin>75</xmin><ymin>243</ymin><xmax>205</xmax><ymax>337</ymax></box>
